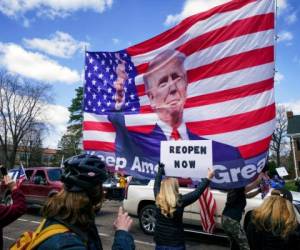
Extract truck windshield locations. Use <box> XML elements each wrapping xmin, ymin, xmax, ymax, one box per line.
<box><xmin>47</xmin><ymin>169</ymin><xmax>62</xmax><ymax>181</ymax></box>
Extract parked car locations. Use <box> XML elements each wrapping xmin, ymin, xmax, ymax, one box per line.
<box><xmin>123</xmin><ymin>178</ymin><xmax>300</xmax><ymax>236</ymax></box>
<box><xmin>102</xmin><ymin>177</ymin><xmax>118</xmax><ymax>189</ymax></box>
<box><xmin>0</xmin><ymin>167</ymin><xmax>63</xmax><ymax>206</ymax></box>
<box><xmin>103</xmin><ymin>177</ymin><xmax>124</xmax><ymax>200</ymax></box>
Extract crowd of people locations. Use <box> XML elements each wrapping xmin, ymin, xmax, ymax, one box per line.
<box><xmin>1</xmin><ymin>156</ymin><xmax>135</xmax><ymax>250</ymax></box>
<box><xmin>0</xmin><ymin>155</ymin><xmax>300</xmax><ymax>250</ymax></box>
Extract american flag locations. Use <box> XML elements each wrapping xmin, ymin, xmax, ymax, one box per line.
<box><xmin>83</xmin><ymin>0</ymin><xmax>275</xmax><ymax>233</ymax></box>
<box><xmin>83</xmin><ymin>0</ymin><xmax>275</xmax><ymax>160</ymax></box>
<box><xmin>16</xmin><ymin>163</ymin><xmax>27</xmax><ymax>187</ymax></box>
<box><xmin>199</xmin><ymin>188</ymin><xmax>217</xmax><ymax>233</ymax></box>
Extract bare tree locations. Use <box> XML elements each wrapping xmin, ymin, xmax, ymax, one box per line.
<box><xmin>0</xmin><ymin>71</ymin><xmax>52</xmax><ymax>169</ymax></box>
<box><xmin>270</xmin><ymin>105</ymin><xmax>288</xmax><ymax>168</ymax></box>
<box><xmin>20</xmin><ymin>122</ymin><xmax>48</xmax><ymax>167</ymax></box>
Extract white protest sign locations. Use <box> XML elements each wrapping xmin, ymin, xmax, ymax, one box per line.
<box><xmin>160</xmin><ymin>140</ymin><xmax>212</xmax><ymax>179</ymax></box>
<box><xmin>276</xmin><ymin>166</ymin><xmax>289</xmax><ymax>177</ymax></box>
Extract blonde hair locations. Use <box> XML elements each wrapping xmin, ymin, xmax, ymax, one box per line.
<box><xmin>155</xmin><ymin>178</ymin><xmax>180</xmax><ymax>218</ymax></box>
<box><xmin>252</xmin><ymin>189</ymin><xmax>297</xmax><ymax>238</ymax></box>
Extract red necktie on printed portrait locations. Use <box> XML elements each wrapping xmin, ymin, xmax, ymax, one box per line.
<box><xmin>171</xmin><ymin>128</ymin><xmax>181</xmax><ymax>140</ymax></box>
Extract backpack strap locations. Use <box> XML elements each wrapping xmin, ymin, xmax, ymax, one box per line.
<box><xmin>34</xmin><ymin>219</ymin><xmax>47</xmax><ymax>234</ymax></box>
<box><xmin>28</xmin><ymin>223</ymin><xmax>69</xmax><ymax>249</ymax></box>
<box><xmin>52</xmin><ymin>217</ymin><xmax>89</xmax><ymax>243</ymax></box>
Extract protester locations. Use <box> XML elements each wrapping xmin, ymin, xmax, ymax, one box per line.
<box><xmin>36</xmin><ymin>154</ymin><xmax>135</xmax><ymax>250</ymax></box>
<box><xmin>118</xmin><ymin>173</ymin><xmax>127</xmax><ymax>200</ymax></box>
<box><xmin>153</xmin><ymin>163</ymin><xmax>214</xmax><ymax>250</ymax></box>
<box><xmin>246</xmin><ymin>189</ymin><xmax>300</xmax><ymax>250</ymax></box>
<box><xmin>221</xmin><ymin>174</ymin><xmax>263</xmax><ymax>250</ymax></box>
<box><xmin>0</xmin><ymin>171</ymin><xmax>27</xmax><ymax>250</ymax></box>
<box><xmin>259</xmin><ymin>162</ymin><xmax>271</xmax><ymax>199</ymax></box>
<box><xmin>119</xmin><ymin>173</ymin><xmax>127</xmax><ymax>189</ymax></box>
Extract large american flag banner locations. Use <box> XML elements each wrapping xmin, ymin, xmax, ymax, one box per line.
<box><xmin>83</xmin><ymin>0</ymin><xmax>275</xmax><ymax>189</ymax></box>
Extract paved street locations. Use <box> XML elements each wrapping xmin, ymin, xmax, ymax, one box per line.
<box><xmin>3</xmin><ymin>200</ymin><xmax>229</xmax><ymax>250</ymax></box>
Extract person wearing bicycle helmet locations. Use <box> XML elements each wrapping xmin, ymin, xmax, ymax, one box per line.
<box><xmin>36</xmin><ymin>154</ymin><xmax>135</xmax><ymax>250</ymax></box>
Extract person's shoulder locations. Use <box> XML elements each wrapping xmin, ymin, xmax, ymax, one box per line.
<box><xmin>37</xmin><ymin>232</ymin><xmax>86</xmax><ymax>250</ymax></box>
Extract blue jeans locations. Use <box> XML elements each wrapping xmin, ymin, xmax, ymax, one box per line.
<box><xmin>155</xmin><ymin>245</ymin><xmax>186</xmax><ymax>250</ymax></box>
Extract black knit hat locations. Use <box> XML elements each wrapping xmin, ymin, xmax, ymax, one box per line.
<box><xmin>61</xmin><ymin>154</ymin><xmax>108</xmax><ymax>192</ymax></box>
<box><xmin>272</xmin><ymin>188</ymin><xmax>293</xmax><ymax>203</ymax></box>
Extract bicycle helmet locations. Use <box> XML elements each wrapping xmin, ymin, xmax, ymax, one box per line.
<box><xmin>61</xmin><ymin>154</ymin><xmax>108</xmax><ymax>192</ymax></box>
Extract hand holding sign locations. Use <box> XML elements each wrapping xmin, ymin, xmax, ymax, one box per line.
<box><xmin>160</xmin><ymin>140</ymin><xmax>213</xmax><ymax>179</ymax></box>
<box><xmin>207</xmin><ymin>168</ymin><xmax>215</xmax><ymax>180</ymax></box>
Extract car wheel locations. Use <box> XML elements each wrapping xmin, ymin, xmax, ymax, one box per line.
<box><xmin>4</xmin><ymin>193</ymin><xmax>12</xmax><ymax>205</ymax></box>
<box><xmin>139</xmin><ymin>204</ymin><xmax>156</xmax><ymax>235</ymax></box>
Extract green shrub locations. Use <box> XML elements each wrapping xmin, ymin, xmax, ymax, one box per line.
<box><xmin>285</xmin><ymin>180</ymin><xmax>297</xmax><ymax>192</ymax></box>
<box><xmin>268</xmin><ymin>161</ymin><xmax>277</xmax><ymax>177</ymax></box>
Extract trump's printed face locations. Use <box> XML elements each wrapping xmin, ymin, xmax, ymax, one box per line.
<box><xmin>147</xmin><ymin>58</ymin><xmax>187</xmax><ymax>126</ymax></box>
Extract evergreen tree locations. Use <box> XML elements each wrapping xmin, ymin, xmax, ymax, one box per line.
<box><xmin>56</xmin><ymin>87</ymin><xmax>83</xmax><ymax>160</ymax></box>
<box><xmin>68</xmin><ymin>86</ymin><xmax>83</xmax><ymax>138</ymax></box>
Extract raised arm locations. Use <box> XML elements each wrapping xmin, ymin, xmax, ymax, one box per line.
<box><xmin>112</xmin><ymin>207</ymin><xmax>135</xmax><ymax>250</ymax></box>
<box><xmin>245</xmin><ymin>188</ymin><xmax>260</xmax><ymax>198</ymax></box>
<box><xmin>244</xmin><ymin>172</ymin><xmax>265</xmax><ymax>193</ymax></box>
<box><xmin>154</xmin><ymin>163</ymin><xmax>165</xmax><ymax>198</ymax></box>
<box><xmin>181</xmin><ymin>179</ymin><xmax>210</xmax><ymax>207</ymax></box>
<box><xmin>181</xmin><ymin>168</ymin><xmax>214</xmax><ymax>207</ymax></box>
<box><xmin>0</xmin><ymin>179</ymin><xmax>27</xmax><ymax>227</ymax></box>
<box><xmin>244</xmin><ymin>172</ymin><xmax>265</xmax><ymax>198</ymax></box>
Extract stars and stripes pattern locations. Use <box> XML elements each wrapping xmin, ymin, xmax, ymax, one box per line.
<box><xmin>198</xmin><ymin>187</ymin><xmax>217</xmax><ymax>233</ymax></box>
<box><xmin>16</xmin><ymin>163</ymin><xmax>27</xmax><ymax>187</ymax></box>
<box><xmin>84</xmin><ymin>51</ymin><xmax>139</xmax><ymax>114</ymax></box>
<box><xmin>83</xmin><ymin>0</ymin><xmax>275</xmax><ymax>160</ymax></box>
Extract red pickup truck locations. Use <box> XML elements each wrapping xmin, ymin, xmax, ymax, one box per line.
<box><xmin>0</xmin><ymin>167</ymin><xmax>63</xmax><ymax>206</ymax></box>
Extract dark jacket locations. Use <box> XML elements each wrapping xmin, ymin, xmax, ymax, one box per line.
<box><xmin>153</xmin><ymin>166</ymin><xmax>210</xmax><ymax>246</ymax></box>
<box><xmin>222</xmin><ymin>187</ymin><xmax>246</xmax><ymax>222</ymax></box>
<box><xmin>0</xmin><ymin>188</ymin><xmax>27</xmax><ymax>250</ymax></box>
<box><xmin>37</xmin><ymin>218</ymin><xmax>135</xmax><ymax>250</ymax></box>
<box><xmin>246</xmin><ymin>213</ymin><xmax>300</xmax><ymax>250</ymax></box>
